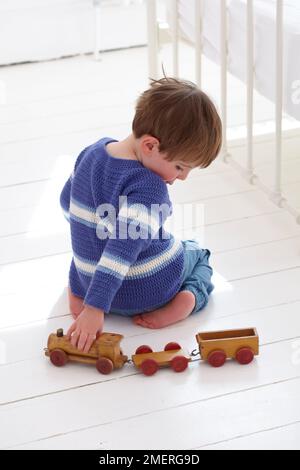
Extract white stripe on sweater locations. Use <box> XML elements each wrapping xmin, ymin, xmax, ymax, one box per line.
<box><xmin>70</xmin><ymin>199</ymin><xmax>161</xmax><ymax>235</ymax></box>
<box><xmin>118</xmin><ymin>204</ymin><xmax>160</xmax><ymax>233</ymax></box>
<box><xmin>73</xmin><ymin>238</ymin><xmax>182</xmax><ymax>279</ymax></box>
<box><xmin>127</xmin><ymin>238</ymin><xmax>181</xmax><ymax>278</ymax></box>
<box><xmin>70</xmin><ymin>199</ymin><xmax>114</xmax><ymax>233</ymax></box>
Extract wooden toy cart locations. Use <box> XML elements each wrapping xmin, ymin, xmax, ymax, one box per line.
<box><xmin>196</xmin><ymin>328</ymin><xmax>259</xmax><ymax>367</ymax></box>
<box><xmin>131</xmin><ymin>342</ymin><xmax>191</xmax><ymax>376</ymax></box>
<box><xmin>44</xmin><ymin>329</ymin><xmax>128</xmax><ymax>374</ymax></box>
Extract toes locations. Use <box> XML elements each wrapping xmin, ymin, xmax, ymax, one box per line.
<box><xmin>145</xmin><ymin>321</ymin><xmax>158</xmax><ymax>329</ymax></box>
<box><xmin>136</xmin><ymin>320</ymin><xmax>149</xmax><ymax>328</ymax></box>
<box><xmin>133</xmin><ymin>313</ymin><xmax>160</xmax><ymax>329</ymax></box>
<box><xmin>140</xmin><ymin>314</ymin><xmax>158</xmax><ymax>328</ymax></box>
<box><xmin>137</xmin><ymin>318</ymin><xmax>155</xmax><ymax>329</ymax></box>
<box><xmin>133</xmin><ymin>316</ymin><xmax>150</xmax><ymax>328</ymax></box>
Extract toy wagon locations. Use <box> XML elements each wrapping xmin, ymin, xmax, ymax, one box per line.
<box><xmin>196</xmin><ymin>328</ymin><xmax>259</xmax><ymax>367</ymax></box>
<box><xmin>44</xmin><ymin>328</ymin><xmax>128</xmax><ymax>374</ymax></box>
<box><xmin>131</xmin><ymin>342</ymin><xmax>191</xmax><ymax>376</ymax></box>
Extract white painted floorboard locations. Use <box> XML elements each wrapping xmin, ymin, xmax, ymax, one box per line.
<box><xmin>0</xmin><ymin>47</ymin><xmax>300</xmax><ymax>450</ymax></box>
<box><xmin>201</xmin><ymin>421</ymin><xmax>300</xmax><ymax>450</ymax></box>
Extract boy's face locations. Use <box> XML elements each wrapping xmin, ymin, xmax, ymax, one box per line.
<box><xmin>139</xmin><ymin>136</ymin><xmax>194</xmax><ymax>185</ymax></box>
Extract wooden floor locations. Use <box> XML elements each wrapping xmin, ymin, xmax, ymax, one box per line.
<box><xmin>0</xmin><ymin>46</ymin><xmax>300</xmax><ymax>450</ymax></box>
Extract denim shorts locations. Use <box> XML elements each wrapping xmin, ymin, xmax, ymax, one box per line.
<box><xmin>109</xmin><ymin>239</ymin><xmax>214</xmax><ymax>317</ymax></box>
<box><xmin>177</xmin><ymin>239</ymin><xmax>214</xmax><ymax>314</ymax></box>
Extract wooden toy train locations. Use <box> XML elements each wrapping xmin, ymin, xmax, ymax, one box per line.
<box><xmin>44</xmin><ymin>328</ymin><xmax>259</xmax><ymax>376</ymax></box>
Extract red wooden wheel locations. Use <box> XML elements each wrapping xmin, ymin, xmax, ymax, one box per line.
<box><xmin>96</xmin><ymin>357</ymin><xmax>114</xmax><ymax>375</ymax></box>
<box><xmin>135</xmin><ymin>345</ymin><xmax>153</xmax><ymax>355</ymax></box>
<box><xmin>208</xmin><ymin>350</ymin><xmax>227</xmax><ymax>368</ymax></box>
<box><xmin>236</xmin><ymin>347</ymin><xmax>254</xmax><ymax>365</ymax></box>
<box><xmin>171</xmin><ymin>355</ymin><xmax>189</xmax><ymax>373</ymax></box>
<box><xmin>164</xmin><ymin>342</ymin><xmax>181</xmax><ymax>351</ymax></box>
<box><xmin>140</xmin><ymin>359</ymin><xmax>159</xmax><ymax>376</ymax></box>
<box><xmin>50</xmin><ymin>349</ymin><xmax>68</xmax><ymax>367</ymax></box>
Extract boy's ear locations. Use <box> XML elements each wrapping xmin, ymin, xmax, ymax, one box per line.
<box><xmin>141</xmin><ymin>135</ymin><xmax>160</xmax><ymax>155</ymax></box>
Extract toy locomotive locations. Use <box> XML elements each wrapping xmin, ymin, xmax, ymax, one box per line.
<box><xmin>44</xmin><ymin>327</ymin><xmax>259</xmax><ymax>376</ymax></box>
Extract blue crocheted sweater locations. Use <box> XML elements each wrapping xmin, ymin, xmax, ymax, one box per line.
<box><xmin>60</xmin><ymin>137</ymin><xmax>184</xmax><ymax>313</ymax></box>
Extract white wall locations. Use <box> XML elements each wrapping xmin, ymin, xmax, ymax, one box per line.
<box><xmin>0</xmin><ymin>0</ymin><xmax>147</xmax><ymax>65</ymax></box>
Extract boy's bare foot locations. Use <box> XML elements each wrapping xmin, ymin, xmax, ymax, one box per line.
<box><xmin>68</xmin><ymin>287</ymin><xmax>84</xmax><ymax>320</ymax></box>
<box><xmin>132</xmin><ymin>290</ymin><xmax>196</xmax><ymax>329</ymax></box>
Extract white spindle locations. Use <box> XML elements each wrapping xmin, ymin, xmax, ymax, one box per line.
<box><xmin>195</xmin><ymin>0</ymin><xmax>203</xmax><ymax>87</ymax></box>
<box><xmin>247</xmin><ymin>0</ymin><xmax>255</xmax><ymax>183</ymax></box>
<box><xmin>171</xmin><ymin>0</ymin><xmax>179</xmax><ymax>77</ymax></box>
<box><xmin>220</xmin><ymin>0</ymin><xmax>228</xmax><ymax>160</ymax></box>
<box><xmin>146</xmin><ymin>0</ymin><xmax>159</xmax><ymax>80</ymax></box>
<box><xmin>274</xmin><ymin>0</ymin><xmax>284</xmax><ymax>202</ymax></box>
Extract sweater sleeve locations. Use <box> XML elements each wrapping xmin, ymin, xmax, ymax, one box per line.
<box><xmin>83</xmin><ymin>172</ymin><xmax>172</xmax><ymax>312</ymax></box>
<box><xmin>60</xmin><ymin>176</ymin><xmax>72</xmax><ymax>222</ymax></box>
<box><xmin>59</xmin><ymin>147</ymin><xmax>88</xmax><ymax>222</ymax></box>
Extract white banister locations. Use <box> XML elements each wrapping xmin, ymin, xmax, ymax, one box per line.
<box><xmin>146</xmin><ymin>0</ymin><xmax>300</xmax><ymax>224</ymax></box>
<box><xmin>247</xmin><ymin>0</ymin><xmax>256</xmax><ymax>183</ymax></box>
<box><xmin>273</xmin><ymin>0</ymin><xmax>284</xmax><ymax>204</ymax></box>
<box><xmin>171</xmin><ymin>0</ymin><xmax>179</xmax><ymax>77</ymax></box>
<box><xmin>220</xmin><ymin>0</ymin><xmax>228</xmax><ymax>161</ymax></box>
<box><xmin>146</xmin><ymin>0</ymin><xmax>159</xmax><ymax>80</ymax></box>
<box><xmin>195</xmin><ymin>0</ymin><xmax>203</xmax><ymax>87</ymax></box>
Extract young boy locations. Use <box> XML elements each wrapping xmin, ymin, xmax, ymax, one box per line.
<box><xmin>61</xmin><ymin>77</ymin><xmax>222</xmax><ymax>353</ymax></box>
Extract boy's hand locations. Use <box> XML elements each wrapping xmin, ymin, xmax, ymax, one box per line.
<box><xmin>66</xmin><ymin>304</ymin><xmax>104</xmax><ymax>353</ymax></box>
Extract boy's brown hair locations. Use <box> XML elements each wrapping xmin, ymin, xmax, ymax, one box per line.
<box><xmin>132</xmin><ymin>77</ymin><xmax>222</xmax><ymax>168</ymax></box>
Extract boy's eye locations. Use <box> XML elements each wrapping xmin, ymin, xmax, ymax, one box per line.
<box><xmin>176</xmin><ymin>166</ymin><xmax>183</xmax><ymax>171</ymax></box>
